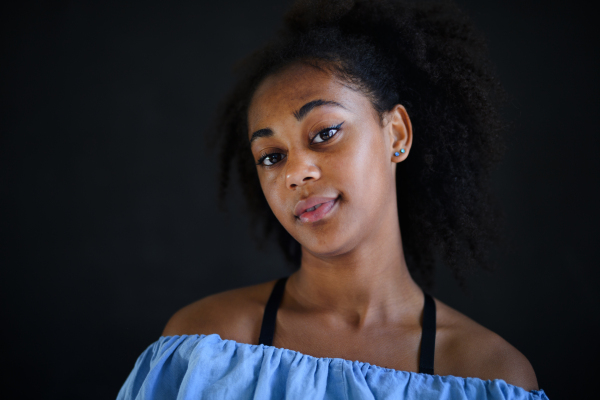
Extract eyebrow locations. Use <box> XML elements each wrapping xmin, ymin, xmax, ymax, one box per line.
<box><xmin>249</xmin><ymin>99</ymin><xmax>347</xmax><ymax>143</ymax></box>
<box><xmin>293</xmin><ymin>99</ymin><xmax>346</xmax><ymax>121</ymax></box>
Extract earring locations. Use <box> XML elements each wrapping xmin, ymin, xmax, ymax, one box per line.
<box><xmin>394</xmin><ymin>149</ymin><xmax>405</xmax><ymax>157</ymax></box>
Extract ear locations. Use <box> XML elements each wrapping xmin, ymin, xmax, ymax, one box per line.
<box><xmin>385</xmin><ymin>104</ymin><xmax>413</xmax><ymax>163</ymax></box>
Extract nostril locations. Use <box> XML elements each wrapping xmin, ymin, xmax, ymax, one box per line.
<box><xmin>286</xmin><ymin>165</ymin><xmax>319</xmax><ymax>188</ymax></box>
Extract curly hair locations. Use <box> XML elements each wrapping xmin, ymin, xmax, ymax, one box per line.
<box><xmin>212</xmin><ymin>0</ymin><xmax>507</xmax><ymax>288</ymax></box>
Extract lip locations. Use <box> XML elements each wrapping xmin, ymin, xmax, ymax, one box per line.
<box><xmin>294</xmin><ymin>196</ymin><xmax>339</xmax><ymax>223</ymax></box>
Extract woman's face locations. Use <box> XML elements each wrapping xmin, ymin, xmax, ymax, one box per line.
<box><xmin>247</xmin><ymin>63</ymin><xmax>411</xmax><ymax>258</ymax></box>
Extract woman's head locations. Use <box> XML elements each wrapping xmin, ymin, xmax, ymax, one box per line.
<box><xmin>214</xmin><ymin>0</ymin><xmax>506</xmax><ymax>286</ymax></box>
<box><xmin>247</xmin><ymin>62</ymin><xmax>412</xmax><ymax>258</ymax></box>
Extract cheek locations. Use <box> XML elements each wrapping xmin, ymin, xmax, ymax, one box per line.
<box><xmin>259</xmin><ymin>173</ymin><xmax>289</xmax><ymax>220</ymax></box>
<box><xmin>336</xmin><ymin>131</ymin><xmax>391</xmax><ymax>203</ymax></box>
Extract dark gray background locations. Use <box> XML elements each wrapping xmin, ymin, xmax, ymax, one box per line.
<box><xmin>1</xmin><ymin>0</ymin><xmax>598</xmax><ymax>398</ymax></box>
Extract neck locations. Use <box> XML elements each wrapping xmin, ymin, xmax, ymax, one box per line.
<box><xmin>286</xmin><ymin>218</ymin><xmax>423</xmax><ymax>330</ymax></box>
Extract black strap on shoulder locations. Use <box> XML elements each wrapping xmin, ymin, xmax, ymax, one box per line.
<box><xmin>418</xmin><ymin>292</ymin><xmax>436</xmax><ymax>375</ymax></box>
<box><xmin>258</xmin><ymin>276</ymin><xmax>289</xmax><ymax>346</ymax></box>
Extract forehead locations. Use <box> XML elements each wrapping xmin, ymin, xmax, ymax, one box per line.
<box><xmin>247</xmin><ymin>63</ymin><xmax>371</xmax><ymax>132</ymax></box>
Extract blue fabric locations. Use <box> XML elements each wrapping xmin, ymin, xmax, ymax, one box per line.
<box><xmin>117</xmin><ymin>334</ymin><xmax>549</xmax><ymax>400</ymax></box>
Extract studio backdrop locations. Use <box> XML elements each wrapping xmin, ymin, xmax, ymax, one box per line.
<box><xmin>1</xmin><ymin>0</ymin><xmax>598</xmax><ymax>398</ymax></box>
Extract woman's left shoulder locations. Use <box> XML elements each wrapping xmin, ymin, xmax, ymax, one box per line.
<box><xmin>433</xmin><ymin>297</ymin><xmax>539</xmax><ymax>391</ymax></box>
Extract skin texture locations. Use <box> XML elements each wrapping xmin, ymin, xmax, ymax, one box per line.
<box><xmin>163</xmin><ymin>63</ymin><xmax>539</xmax><ymax>391</ymax></box>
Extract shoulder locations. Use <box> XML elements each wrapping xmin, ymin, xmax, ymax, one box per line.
<box><xmin>434</xmin><ymin>298</ymin><xmax>539</xmax><ymax>391</ymax></box>
<box><xmin>161</xmin><ymin>279</ymin><xmax>278</xmax><ymax>344</ymax></box>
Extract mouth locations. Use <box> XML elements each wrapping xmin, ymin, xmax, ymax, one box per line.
<box><xmin>296</xmin><ymin>196</ymin><xmax>339</xmax><ymax>224</ymax></box>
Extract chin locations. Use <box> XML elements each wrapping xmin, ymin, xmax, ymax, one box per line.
<box><xmin>296</xmin><ymin>225</ymin><xmax>360</xmax><ymax>260</ymax></box>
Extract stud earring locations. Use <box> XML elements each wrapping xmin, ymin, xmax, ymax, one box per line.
<box><xmin>394</xmin><ymin>149</ymin><xmax>406</xmax><ymax>157</ymax></box>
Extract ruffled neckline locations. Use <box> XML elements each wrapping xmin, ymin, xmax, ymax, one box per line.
<box><xmin>159</xmin><ymin>333</ymin><xmax>546</xmax><ymax>396</ymax></box>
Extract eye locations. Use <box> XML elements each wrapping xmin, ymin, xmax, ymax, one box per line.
<box><xmin>311</xmin><ymin>122</ymin><xmax>343</xmax><ymax>144</ymax></box>
<box><xmin>257</xmin><ymin>152</ymin><xmax>286</xmax><ymax>166</ymax></box>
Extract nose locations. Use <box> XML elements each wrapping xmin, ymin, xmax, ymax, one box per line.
<box><xmin>285</xmin><ymin>153</ymin><xmax>321</xmax><ymax>189</ymax></box>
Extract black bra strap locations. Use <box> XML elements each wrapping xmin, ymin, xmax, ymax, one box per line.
<box><xmin>258</xmin><ymin>277</ymin><xmax>436</xmax><ymax>375</ymax></box>
<box><xmin>258</xmin><ymin>276</ymin><xmax>288</xmax><ymax>346</ymax></box>
<box><xmin>418</xmin><ymin>292</ymin><xmax>436</xmax><ymax>375</ymax></box>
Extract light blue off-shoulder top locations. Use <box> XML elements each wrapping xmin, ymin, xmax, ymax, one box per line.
<box><xmin>117</xmin><ymin>334</ymin><xmax>549</xmax><ymax>400</ymax></box>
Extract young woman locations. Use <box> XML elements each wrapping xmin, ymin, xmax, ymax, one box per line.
<box><xmin>118</xmin><ymin>0</ymin><xmax>549</xmax><ymax>398</ymax></box>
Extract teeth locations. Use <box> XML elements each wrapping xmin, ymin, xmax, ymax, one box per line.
<box><xmin>306</xmin><ymin>203</ymin><xmax>322</xmax><ymax>213</ymax></box>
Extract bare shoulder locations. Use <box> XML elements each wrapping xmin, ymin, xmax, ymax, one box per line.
<box><xmin>161</xmin><ymin>279</ymin><xmax>277</xmax><ymax>344</ymax></box>
<box><xmin>434</xmin><ymin>298</ymin><xmax>539</xmax><ymax>392</ymax></box>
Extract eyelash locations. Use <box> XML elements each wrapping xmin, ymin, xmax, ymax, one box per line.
<box><xmin>310</xmin><ymin>122</ymin><xmax>344</xmax><ymax>144</ymax></box>
<box><xmin>256</xmin><ymin>122</ymin><xmax>344</xmax><ymax>167</ymax></box>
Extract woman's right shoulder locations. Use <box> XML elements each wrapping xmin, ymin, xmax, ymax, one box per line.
<box><xmin>161</xmin><ymin>279</ymin><xmax>279</xmax><ymax>344</ymax></box>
